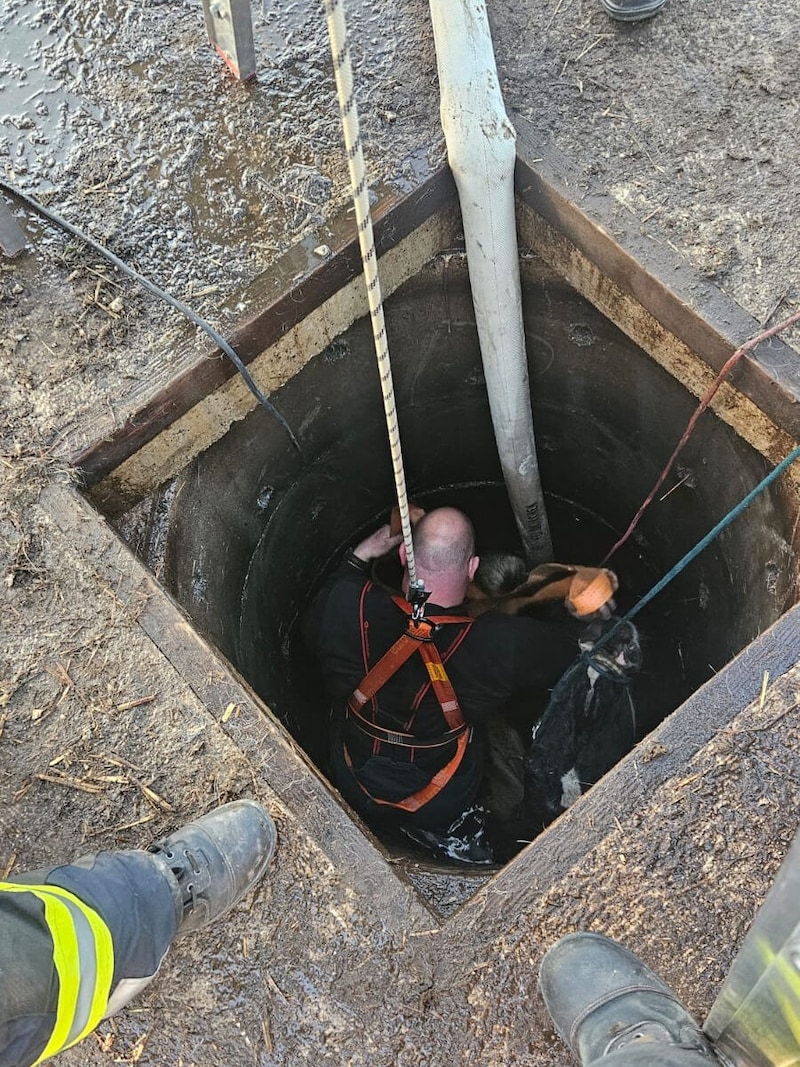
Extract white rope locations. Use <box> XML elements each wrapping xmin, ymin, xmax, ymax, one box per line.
<box><xmin>322</xmin><ymin>0</ymin><xmax>421</xmax><ymax>592</ymax></box>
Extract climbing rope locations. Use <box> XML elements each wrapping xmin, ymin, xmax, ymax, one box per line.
<box><xmin>0</xmin><ymin>179</ymin><xmax>300</xmax><ymax>452</ymax></box>
<box><xmin>602</xmin><ymin>307</ymin><xmax>800</xmax><ymax>565</ymax></box>
<box><xmin>322</xmin><ymin>0</ymin><xmax>423</xmax><ymax>599</ymax></box>
<box><xmin>623</xmin><ymin>440</ymin><xmax>800</xmax><ymax>624</ymax></box>
<box><xmin>586</xmin><ymin>439</ymin><xmax>800</xmax><ymax>664</ymax></box>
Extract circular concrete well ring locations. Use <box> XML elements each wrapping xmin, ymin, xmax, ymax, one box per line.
<box><xmin>161</xmin><ymin>259</ymin><xmax>798</xmax><ymax>872</ymax></box>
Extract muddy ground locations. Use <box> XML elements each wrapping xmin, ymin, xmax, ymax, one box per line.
<box><xmin>1</xmin><ymin>0</ymin><xmax>799</xmax><ymax>1065</ymax></box>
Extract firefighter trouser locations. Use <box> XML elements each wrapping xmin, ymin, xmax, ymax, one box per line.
<box><xmin>704</xmin><ymin>824</ymin><xmax>800</xmax><ymax>1067</ymax></box>
<box><xmin>0</xmin><ymin>850</ymin><xmax>178</xmax><ymax>1067</ymax></box>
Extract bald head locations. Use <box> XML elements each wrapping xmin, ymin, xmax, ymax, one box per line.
<box><xmin>403</xmin><ymin>508</ymin><xmax>478</xmax><ymax>606</ymax></box>
<box><xmin>414</xmin><ymin>508</ymin><xmax>475</xmax><ymax>572</ymax></box>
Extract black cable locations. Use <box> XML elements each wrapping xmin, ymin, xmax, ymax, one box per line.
<box><xmin>0</xmin><ymin>179</ymin><xmax>301</xmax><ymax>452</ymax></box>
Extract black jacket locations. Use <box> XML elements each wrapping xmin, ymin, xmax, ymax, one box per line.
<box><xmin>303</xmin><ymin>558</ymin><xmax>581</xmax><ymax>827</ymax></box>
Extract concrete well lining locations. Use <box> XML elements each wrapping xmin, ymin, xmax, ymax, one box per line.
<box><xmin>75</xmin><ymin>138</ymin><xmax>800</xmax><ymax>904</ymax></box>
<box><xmin>154</xmin><ymin>248</ymin><xmax>796</xmax><ymax>872</ymax></box>
<box><xmin>161</xmin><ymin>250</ymin><xmax>794</xmax><ymax>746</ymax></box>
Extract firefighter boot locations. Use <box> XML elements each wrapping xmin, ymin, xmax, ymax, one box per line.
<box><xmin>539</xmin><ymin>932</ymin><xmax>721</xmax><ymax>1066</ymax></box>
<box><xmin>149</xmin><ymin>799</ymin><xmax>277</xmax><ymax>936</ymax></box>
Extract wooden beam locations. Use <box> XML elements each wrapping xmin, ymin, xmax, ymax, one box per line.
<box><xmin>438</xmin><ymin>604</ymin><xmax>800</xmax><ymax>959</ymax></box>
<box><xmin>70</xmin><ymin>168</ymin><xmax>458</xmax><ymax>487</ymax></box>
<box><xmin>42</xmin><ymin>482</ymin><xmax>436</xmax><ymax>934</ymax></box>
<box><xmin>513</xmin><ymin>115</ymin><xmax>800</xmax><ymax>442</ymax></box>
<box><xmin>72</xmin><ymin>120</ymin><xmax>800</xmax><ymax>507</ymax></box>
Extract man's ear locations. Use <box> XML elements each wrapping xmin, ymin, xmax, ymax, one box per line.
<box><xmin>399</xmin><ymin>542</ymin><xmax>407</xmax><ymax>566</ymax></box>
<box><xmin>468</xmin><ymin>555</ymin><xmax>480</xmax><ymax>581</ymax></box>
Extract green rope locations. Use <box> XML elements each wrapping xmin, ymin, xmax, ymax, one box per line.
<box><xmin>582</xmin><ymin>441</ymin><xmax>800</xmax><ymax>659</ymax></box>
<box><xmin>624</xmin><ymin>442</ymin><xmax>800</xmax><ymax>625</ymax></box>
<box><xmin>547</xmin><ymin>442</ymin><xmax>800</xmax><ymax>724</ymax></box>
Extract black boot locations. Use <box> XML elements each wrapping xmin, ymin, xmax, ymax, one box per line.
<box><xmin>601</xmin><ymin>0</ymin><xmax>667</xmax><ymax>20</ymax></box>
<box><xmin>149</xmin><ymin>799</ymin><xmax>277</xmax><ymax>936</ymax></box>
<box><xmin>539</xmin><ymin>932</ymin><xmax>720</xmax><ymax>1066</ymax></box>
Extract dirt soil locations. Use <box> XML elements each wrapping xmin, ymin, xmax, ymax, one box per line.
<box><xmin>1</xmin><ymin>0</ymin><xmax>799</xmax><ymax>1065</ymax></box>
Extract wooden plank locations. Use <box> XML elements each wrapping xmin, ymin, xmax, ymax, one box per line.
<box><xmin>518</xmin><ymin>212</ymin><xmax>799</xmax><ymax>475</ymax></box>
<box><xmin>135</xmin><ymin>580</ymin><xmax>438</xmax><ymax>931</ymax></box>
<box><xmin>72</xmin><ymin>121</ymin><xmax>800</xmax><ymax>494</ymax></box>
<box><xmin>0</xmin><ymin>197</ymin><xmax>27</xmax><ymax>258</ymax></box>
<box><xmin>42</xmin><ymin>483</ymin><xmax>437</xmax><ymax>934</ymax></box>
<box><xmin>85</xmin><ymin>208</ymin><xmax>460</xmax><ymax>515</ymax></box>
<box><xmin>70</xmin><ymin>167</ymin><xmax>458</xmax><ymax>485</ymax></box>
<box><xmin>439</xmin><ymin>602</ymin><xmax>800</xmax><ymax>953</ymax></box>
<box><xmin>513</xmin><ymin>115</ymin><xmax>800</xmax><ymax>440</ymax></box>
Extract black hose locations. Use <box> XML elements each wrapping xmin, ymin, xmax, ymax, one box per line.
<box><xmin>0</xmin><ymin>180</ymin><xmax>301</xmax><ymax>452</ymax></box>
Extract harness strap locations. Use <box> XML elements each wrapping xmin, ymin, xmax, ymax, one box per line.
<box><xmin>416</xmin><ymin>640</ymin><xmax>464</xmax><ymax>731</ymax></box>
<box><xmin>348</xmin><ymin>595</ymin><xmax>473</xmax><ymax>725</ymax></box>
<box><xmin>344</xmin><ymin>590</ymin><xmax>475</xmax><ymax>812</ymax></box>
<box><xmin>348</xmin><ymin>622</ymin><xmax>432</xmax><ymax>711</ymax></box>
<box><xmin>343</xmin><ymin>727</ymin><xmax>471</xmax><ymax>813</ymax></box>
<box><xmin>346</xmin><ymin>703</ymin><xmax>467</xmax><ymax>748</ymax></box>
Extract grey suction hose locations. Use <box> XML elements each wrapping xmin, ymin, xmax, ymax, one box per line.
<box><xmin>0</xmin><ymin>179</ymin><xmax>300</xmax><ymax>452</ymax></box>
<box><xmin>429</xmin><ymin>0</ymin><xmax>553</xmax><ymax>564</ymax></box>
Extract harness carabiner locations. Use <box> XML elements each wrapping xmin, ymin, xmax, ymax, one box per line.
<box><xmin>408</xmin><ymin>577</ymin><xmax>431</xmax><ymax>626</ymax></box>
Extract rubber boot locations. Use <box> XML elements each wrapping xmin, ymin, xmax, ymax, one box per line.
<box><xmin>539</xmin><ymin>932</ymin><xmax>721</xmax><ymax>1066</ymax></box>
<box><xmin>601</xmin><ymin>0</ymin><xmax>667</xmax><ymax>20</ymax></box>
<box><xmin>148</xmin><ymin>798</ymin><xmax>277</xmax><ymax>936</ymax></box>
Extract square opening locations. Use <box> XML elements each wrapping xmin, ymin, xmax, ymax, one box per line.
<box><xmin>74</xmin><ymin>149</ymin><xmax>800</xmax><ymax>909</ymax></box>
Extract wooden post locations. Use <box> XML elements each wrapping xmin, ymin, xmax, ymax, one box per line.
<box><xmin>201</xmin><ymin>0</ymin><xmax>256</xmax><ymax>81</ymax></box>
<box><xmin>0</xmin><ymin>196</ymin><xmax>27</xmax><ymax>258</ymax></box>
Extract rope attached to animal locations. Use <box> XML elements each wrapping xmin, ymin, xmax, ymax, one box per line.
<box><xmin>574</xmin><ymin>437</ymin><xmax>800</xmax><ymax>667</ymax></box>
<box><xmin>524</xmin><ymin>439</ymin><xmax>800</xmax><ymax>828</ymax></box>
<box><xmin>602</xmin><ymin>307</ymin><xmax>800</xmax><ymax>566</ymax></box>
<box><xmin>622</xmin><ymin>439</ymin><xmax>800</xmax><ymax>625</ymax></box>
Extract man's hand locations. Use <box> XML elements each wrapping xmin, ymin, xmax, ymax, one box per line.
<box><xmin>352</xmin><ymin>524</ymin><xmax>402</xmax><ymax>563</ymax></box>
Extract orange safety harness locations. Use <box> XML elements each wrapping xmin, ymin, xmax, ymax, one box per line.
<box><xmin>344</xmin><ymin>585</ymin><xmax>474</xmax><ymax>813</ymax></box>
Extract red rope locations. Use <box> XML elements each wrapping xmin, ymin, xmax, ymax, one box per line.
<box><xmin>602</xmin><ymin>307</ymin><xmax>800</xmax><ymax>566</ymax></box>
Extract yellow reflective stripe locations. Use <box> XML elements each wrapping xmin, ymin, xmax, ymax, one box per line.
<box><xmin>33</xmin><ymin>885</ymin><xmax>115</xmax><ymax>1056</ymax></box>
<box><xmin>36</xmin><ymin>893</ymin><xmax>82</xmax><ymax>1062</ymax></box>
<box><xmin>41</xmin><ymin>886</ymin><xmax>114</xmax><ymax>1051</ymax></box>
<box><xmin>0</xmin><ymin>882</ymin><xmax>114</xmax><ymax>1061</ymax></box>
